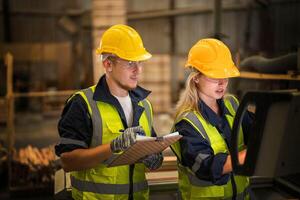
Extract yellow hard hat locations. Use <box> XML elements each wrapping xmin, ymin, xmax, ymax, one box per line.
<box><xmin>96</xmin><ymin>24</ymin><xmax>152</xmax><ymax>61</ymax></box>
<box><xmin>185</xmin><ymin>38</ymin><xmax>240</xmax><ymax>78</ymax></box>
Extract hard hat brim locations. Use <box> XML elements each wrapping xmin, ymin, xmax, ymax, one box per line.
<box><xmin>185</xmin><ymin>63</ymin><xmax>240</xmax><ymax>79</ymax></box>
<box><xmin>96</xmin><ymin>48</ymin><xmax>152</xmax><ymax>62</ymax></box>
<box><xmin>127</xmin><ymin>51</ymin><xmax>152</xmax><ymax>61</ymax></box>
<box><xmin>204</xmin><ymin>65</ymin><xmax>240</xmax><ymax>79</ymax></box>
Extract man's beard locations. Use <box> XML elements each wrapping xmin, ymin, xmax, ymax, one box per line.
<box><xmin>115</xmin><ymin>79</ymin><xmax>137</xmax><ymax>91</ymax></box>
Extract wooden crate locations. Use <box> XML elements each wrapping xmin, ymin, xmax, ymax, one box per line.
<box><xmin>175</xmin><ymin>56</ymin><xmax>187</xmax><ymax>83</ymax></box>
<box><xmin>10</xmin><ymin>145</ymin><xmax>56</xmax><ymax>197</ymax></box>
<box><xmin>140</xmin><ymin>82</ymin><xmax>171</xmax><ymax>113</ymax></box>
<box><xmin>92</xmin><ymin>28</ymin><xmax>106</xmax><ymax>49</ymax></box>
<box><xmin>90</xmin><ymin>0</ymin><xmax>127</xmax><ymax>82</ymax></box>
<box><xmin>140</xmin><ymin>54</ymin><xmax>171</xmax><ymax>83</ymax></box>
<box><xmin>139</xmin><ymin>54</ymin><xmax>172</xmax><ymax>113</ymax></box>
<box><xmin>92</xmin><ymin>50</ymin><xmax>105</xmax><ymax>83</ymax></box>
<box><xmin>91</xmin><ymin>0</ymin><xmax>126</xmax><ymax>28</ymax></box>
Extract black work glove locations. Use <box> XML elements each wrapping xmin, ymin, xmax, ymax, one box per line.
<box><xmin>142</xmin><ymin>153</ymin><xmax>163</xmax><ymax>170</ymax></box>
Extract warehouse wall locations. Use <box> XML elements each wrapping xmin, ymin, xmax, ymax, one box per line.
<box><xmin>128</xmin><ymin>0</ymin><xmax>170</xmax><ymax>12</ymax></box>
<box><xmin>1</xmin><ymin>0</ymin><xmax>299</xmax><ymax>108</ymax></box>
<box><xmin>0</xmin><ymin>0</ymin><xmax>94</xmax><ymax>92</ymax></box>
<box><xmin>128</xmin><ymin>0</ymin><xmax>300</xmax><ymax>56</ymax></box>
<box><xmin>128</xmin><ymin>0</ymin><xmax>300</xmax><ymax>103</ymax></box>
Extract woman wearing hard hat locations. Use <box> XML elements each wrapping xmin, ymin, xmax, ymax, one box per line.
<box><xmin>171</xmin><ymin>39</ymin><xmax>253</xmax><ymax>199</ymax></box>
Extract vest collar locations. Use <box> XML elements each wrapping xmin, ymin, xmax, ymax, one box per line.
<box><xmin>92</xmin><ymin>75</ymin><xmax>151</xmax><ymax>128</ymax></box>
<box><xmin>198</xmin><ymin>98</ymin><xmax>231</xmax><ymax>127</ymax></box>
<box><xmin>93</xmin><ymin>74</ymin><xmax>151</xmax><ymax>104</ymax></box>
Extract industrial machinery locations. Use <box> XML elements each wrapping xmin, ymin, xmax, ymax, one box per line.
<box><xmin>231</xmin><ymin>90</ymin><xmax>300</xmax><ymax>199</ymax></box>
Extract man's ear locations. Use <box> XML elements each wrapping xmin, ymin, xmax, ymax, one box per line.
<box><xmin>103</xmin><ymin>59</ymin><xmax>113</xmax><ymax>72</ymax></box>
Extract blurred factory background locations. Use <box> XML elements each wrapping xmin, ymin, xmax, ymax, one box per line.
<box><xmin>0</xmin><ymin>0</ymin><xmax>299</xmax><ymax>199</ymax></box>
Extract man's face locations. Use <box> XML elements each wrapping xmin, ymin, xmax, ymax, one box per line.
<box><xmin>109</xmin><ymin>57</ymin><xmax>143</xmax><ymax>91</ymax></box>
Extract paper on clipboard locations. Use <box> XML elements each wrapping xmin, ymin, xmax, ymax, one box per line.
<box><xmin>106</xmin><ymin>132</ymin><xmax>182</xmax><ymax>167</ymax></box>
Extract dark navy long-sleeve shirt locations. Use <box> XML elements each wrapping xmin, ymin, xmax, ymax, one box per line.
<box><xmin>174</xmin><ymin>98</ymin><xmax>253</xmax><ymax>185</ymax></box>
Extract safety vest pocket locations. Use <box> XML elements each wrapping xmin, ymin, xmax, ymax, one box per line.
<box><xmin>106</xmin><ymin>121</ymin><xmax>122</xmax><ymax>133</ymax></box>
<box><xmin>89</xmin><ymin>165</ymin><xmax>117</xmax><ymax>184</ymax></box>
<box><xmin>91</xmin><ymin>165</ymin><xmax>117</xmax><ymax>176</ymax></box>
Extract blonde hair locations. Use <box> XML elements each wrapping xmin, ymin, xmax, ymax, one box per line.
<box><xmin>175</xmin><ymin>70</ymin><xmax>201</xmax><ymax>119</ymax></box>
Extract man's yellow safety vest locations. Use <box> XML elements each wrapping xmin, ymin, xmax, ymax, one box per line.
<box><xmin>69</xmin><ymin>86</ymin><xmax>153</xmax><ymax>200</ymax></box>
<box><xmin>171</xmin><ymin>95</ymin><xmax>250</xmax><ymax>200</ymax></box>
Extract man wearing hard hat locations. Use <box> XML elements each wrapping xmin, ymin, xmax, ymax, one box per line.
<box><xmin>55</xmin><ymin>24</ymin><xmax>163</xmax><ymax>200</ymax></box>
<box><xmin>171</xmin><ymin>38</ymin><xmax>253</xmax><ymax>199</ymax></box>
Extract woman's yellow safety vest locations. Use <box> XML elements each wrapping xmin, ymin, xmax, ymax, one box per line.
<box><xmin>70</xmin><ymin>86</ymin><xmax>153</xmax><ymax>200</ymax></box>
<box><xmin>171</xmin><ymin>95</ymin><xmax>249</xmax><ymax>200</ymax></box>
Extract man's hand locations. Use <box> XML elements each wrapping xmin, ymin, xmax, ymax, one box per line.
<box><xmin>142</xmin><ymin>153</ymin><xmax>163</xmax><ymax>170</ymax></box>
<box><xmin>110</xmin><ymin>126</ymin><xmax>145</xmax><ymax>153</ymax></box>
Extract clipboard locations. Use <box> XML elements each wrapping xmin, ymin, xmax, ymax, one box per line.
<box><xmin>106</xmin><ymin>132</ymin><xmax>182</xmax><ymax>167</ymax></box>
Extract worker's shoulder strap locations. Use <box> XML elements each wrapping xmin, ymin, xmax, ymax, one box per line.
<box><xmin>58</xmin><ymin>87</ymin><xmax>102</xmax><ymax>148</ymax></box>
<box><xmin>178</xmin><ymin>112</ymin><xmax>211</xmax><ymax>145</ymax></box>
<box><xmin>224</xmin><ymin>94</ymin><xmax>239</xmax><ymax>114</ymax></box>
<box><xmin>81</xmin><ymin>87</ymin><xmax>103</xmax><ymax>147</ymax></box>
<box><xmin>140</xmin><ymin>99</ymin><xmax>153</xmax><ymax>127</ymax></box>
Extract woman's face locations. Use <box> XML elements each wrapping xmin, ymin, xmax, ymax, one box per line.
<box><xmin>196</xmin><ymin>74</ymin><xmax>228</xmax><ymax>100</ymax></box>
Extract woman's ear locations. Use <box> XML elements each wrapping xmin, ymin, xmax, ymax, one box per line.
<box><xmin>193</xmin><ymin>78</ymin><xmax>199</xmax><ymax>83</ymax></box>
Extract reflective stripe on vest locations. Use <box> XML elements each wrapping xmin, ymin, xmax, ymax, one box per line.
<box><xmin>59</xmin><ymin>137</ymin><xmax>88</xmax><ymax>148</ymax></box>
<box><xmin>83</xmin><ymin>88</ymin><xmax>103</xmax><ymax>147</ymax></box>
<box><xmin>188</xmin><ymin>173</ymin><xmax>214</xmax><ymax>186</ymax></box>
<box><xmin>192</xmin><ymin>152</ymin><xmax>210</xmax><ymax>173</ymax></box>
<box><xmin>71</xmin><ymin>176</ymin><xmax>148</xmax><ymax>194</ymax></box>
<box><xmin>178</xmin><ymin>164</ymin><xmax>214</xmax><ymax>187</ymax></box>
<box><xmin>227</xmin><ymin>95</ymin><xmax>238</xmax><ymax>112</ymax></box>
<box><xmin>140</xmin><ymin>99</ymin><xmax>153</xmax><ymax>128</ymax></box>
<box><xmin>185</xmin><ymin>112</ymin><xmax>211</xmax><ymax>144</ymax></box>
